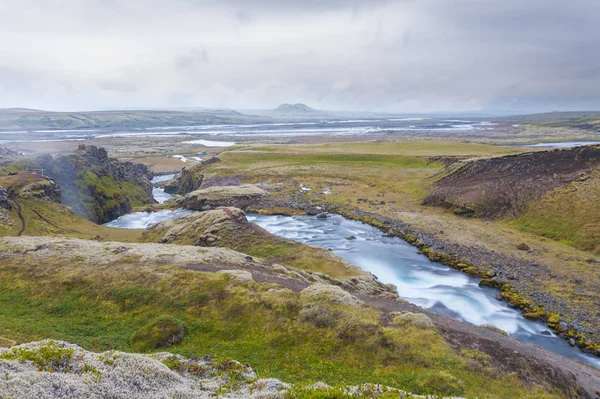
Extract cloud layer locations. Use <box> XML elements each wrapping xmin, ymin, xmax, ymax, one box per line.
<box><xmin>1</xmin><ymin>0</ymin><xmax>599</xmax><ymax>113</ymax></box>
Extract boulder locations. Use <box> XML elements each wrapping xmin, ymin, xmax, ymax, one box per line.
<box><xmin>0</xmin><ymin>186</ymin><xmax>11</xmax><ymax>210</ymax></box>
<box><xmin>559</xmin><ymin>321</ymin><xmax>568</xmax><ymax>332</ymax></box>
<box><xmin>179</xmin><ymin>184</ymin><xmax>268</xmax><ymax>211</ymax></box>
<box><xmin>217</xmin><ymin>270</ymin><xmax>254</xmax><ymax>283</ymax></box>
<box><xmin>300</xmin><ymin>284</ymin><xmax>362</xmax><ymax>308</ymax></box>
<box><xmin>516</xmin><ymin>243</ymin><xmax>531</xmax><ymax>251</ymax></box>
<box><xmin>391</xmin><ymin>311</ymin><xmax>435</xmax><ymax>329</ymax></box>
<box><xmin>147</xmin><ymin>208</ymin><xmax>249</xmax><ymax>247</ymax></box>
<box><xmin>316</xmin><ymin>212</ymin><xmax>329</xmax><ymax>219</ymax></box>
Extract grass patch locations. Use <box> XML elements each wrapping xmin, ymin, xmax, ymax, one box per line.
<box><xmin>132</xmin><ymin>316</ymin><xmax>185</xmax><ymax>352</ymax></box>
<box><xmin>513</xmin><ymin>169</ymin><xmax>600</xmax><ymax>254</ymax></box>
<box><xmin>0</xmin><ymin>253</ymin><xmax>561</xmax><ymax>398</ymax></box>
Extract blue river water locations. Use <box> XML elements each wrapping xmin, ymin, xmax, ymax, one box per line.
<box><xmin>103</xmin><ymin>175</ymin><xmax>600</xmax><ymax>369</ymax></box>
<box><xmin>247</xmin><ymin>213</ymin><xmax>600</xmax><ymax>369</ymax></box>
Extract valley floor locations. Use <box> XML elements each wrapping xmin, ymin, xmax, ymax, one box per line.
<box><xmin>1</xmin><ymin>139</ymin><xmax>600</xmax><ymax>398</ymax></box>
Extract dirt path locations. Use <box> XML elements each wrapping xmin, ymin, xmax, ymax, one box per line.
<box><xmin>25</xmin><ymin>205</ymin><xmax>74</xmax><ymax>232</ymax></box>
<box><xmin>11</xmin><ymin>199</ymin><xmax>25</xmax><ymax>236</ymax></box>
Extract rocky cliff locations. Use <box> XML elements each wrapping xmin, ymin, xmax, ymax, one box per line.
<box><xmin>38</xmin><ymin>145</ymin><xmax>154</xmax><ymax>223</ymax></box>
<box><xmin>0</xmin><ymin>147</ymin><xmax>22</xmax><ymax>165</ymax></box>
<box><xmin>164</xmin><ymin>157</ymin><xmax>220</xmax><ymax>195</ymax></box>
<box><xmin>423</xmin><ymin>145</ymin><xmax>600</xmax><ymax>218</ymax></box>
<box><xmin>0</xmin><ymin>186</ymin><xmax>10</xmax><ymax>210</ymax></box>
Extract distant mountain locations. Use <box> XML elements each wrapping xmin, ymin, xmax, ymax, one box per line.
<box><xmin>0</xmin><ymin>108</ymin><xmax>43</xmax><ymax>114</ymax></box>
<box><xmin>0</xmin><ymin>108</ymin><xmax>264</xmax><ymax>131</ymax></box>
<box><xmin>273</xmin><ymin>103</ymin><xmax>322</xmax><ymax>115</ymax></box>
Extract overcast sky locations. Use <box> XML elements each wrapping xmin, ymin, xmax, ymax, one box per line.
<box><xmin>1</xmin><ymin>0</ymin><xmax>599</xmax><ymax>113</ymax></box>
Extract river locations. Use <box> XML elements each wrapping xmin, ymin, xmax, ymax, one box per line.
<box><xmin>247</xmin><ymin>213</ymin><xmax>600</xmax><ymax>369</ymax></box>
<box><xmin>104</xmin><ymin>174</ymin><xmax>194</xmax><ymax>229</ymax></box>
<box><xmin>103</xmin><ymin>177</ymin><xmax>600</xmax><ymax>369</ymax></box>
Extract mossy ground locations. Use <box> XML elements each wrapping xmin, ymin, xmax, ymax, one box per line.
<box><xmin>513</xmin><ymin>169</ymin><xmax>600</xmax><ymax>254</ymax></box>
<box><xmin>0</xmin><ymin>250</ymin><xmax>561</xmax><ymax>398</ymax></box>
<box><xmin>194</xmin><ymin>141</ymin><xmax>600</xmax><ymax>348</ymax></box>
<box><xmin>0</xmin><ymin>196</ymin><xmax>143</xmax><ymax>241</ymax></box>
<box><xmin>142</xmin><ymin>210</ymin><xmax>359</xmax><ymax>278</ymax></box>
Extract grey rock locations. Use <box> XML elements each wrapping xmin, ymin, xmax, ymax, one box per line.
<box><xmin>559</xmin><ymin>321</ymin><xmax>568</xmax><ymax>331</ymax></box>
<box><xmin>113</xmin><ymin>246</ymin><xmax>129</xmax><ymax>254</ymax></box>
<box><xmin>316</xmin><ymin>212</ymin><xmax>329</xmax><ymax>219</ymax></box>
<box><xmin>516</xmin><ymin>243</ymin><xmax>531</xmax><ymax>251</ymax></box>
<box><xmin>0</xmin><ymin>186</ymin><xmax>11</xmax><ymax>210</ymax></box>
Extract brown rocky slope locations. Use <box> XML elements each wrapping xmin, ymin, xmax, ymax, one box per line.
<box><xmin>423</xmin><ymin>145</ymin><xmax>600</xmax><ymax>218</ymax></box>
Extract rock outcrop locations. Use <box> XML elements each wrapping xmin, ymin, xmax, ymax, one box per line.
<box><xmin>18</xmin><ymin>179</ymin><xmax>61</xmax><ymax>202</ymax></box>
<box><xmin>144</xmin><ymin>207</ymin><xmax>250</xmax><ymax>246</ymax></box>
<box><xmin>37</xmin><ymin>145</ymin><xmax>154</xmax><ymax>223</ymax></box>
<box><xmin>178</xmin><ymin>184</ymin><xmax>267</xmax><ymax>211</ymax></box>
<box><xmin>0</xmin><ymin>186</ymin><xmax>10</xmax><ymax>210</ymax></box>
<box><xmin>164</xmin><ymin>157</ymin><xmax>220</xmax><ymax>195</ymax></box>
<box><xmin>0</xmin><ymin>340</ymin><xmax>458</xmax><ymax>399</ymax></box>
<box><xmin>0</xmin><ymin>147</ymin><xmax>23</xmax><ymax>165</ymax></box>
<box><xmin>423</xmin><ymin>145</ymin><xmax>600</xmax><ymax>218</ymax></box>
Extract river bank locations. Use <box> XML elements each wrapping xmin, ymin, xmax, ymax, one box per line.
<box><xmin>242</xmin><ymin>190</ymin><xmax>600</xmax><ymax>359</ymax></box>
<box><xmin>102</xmin><ymin>178</ymin><xmax>600</xmax><ymax>368</ymax></box>
<box><xmin>248</xmin><ymin>212</ymin><xmax>600</xmax><ymax>369</ymax></box>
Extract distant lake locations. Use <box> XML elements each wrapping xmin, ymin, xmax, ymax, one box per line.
<box><xmin>520</xmin><ymin>141</ymin><xmax>600</xmax><ymax>149</ymax></box>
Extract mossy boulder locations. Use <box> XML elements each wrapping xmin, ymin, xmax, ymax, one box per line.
<box><xmin>413</xmin><ymin>370</ymin><xmax>465</xmax><ymax>396</ymax></box>
<box><xmin>179</xmin><ymin>184</ymin><xmax>267</xmax><ymax>211</ymax></box>
<box><xmin>300</xmin><ymin>284</ymin><xmax>363</xmax><ymax>308</ymax></box>
<box><xmin>144</xmin><ymin>207</ymin><xmax>250</xmax><ymax>247</ymax></box>
<box><xmin>132</xmin><ymin>316</ymin><xmax>185</xmax><ymax>352</ymax></box>
<box><xmin>391</xmin><ymin>311</ymin><xmax>435</xmax><ymax>329</ymax></box>
<box><xmin>217</xmin><ymin>269</ymin><xmax>254</xmax><ymax>283</ymax></box>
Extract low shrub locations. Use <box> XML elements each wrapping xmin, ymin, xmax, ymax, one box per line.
<box><xmin>132</xmin><ymin>316</ymin><xmax>186</xmax><ymax>352</ymax></box>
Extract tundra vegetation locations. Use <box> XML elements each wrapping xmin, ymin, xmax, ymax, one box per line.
<box><xmin>0</xmin><ymin>139</ymin><xmax>598</xmax><ymax>398</ymax></box>
<box><xmin>173</xmin><ymin>141</ymin><xmax>600</xmax><ymax>353</ymax></box>
<box><xmin>0</xmin><ymin>237</ymin><xmax>564</xmax><ymax>398</ymax></box>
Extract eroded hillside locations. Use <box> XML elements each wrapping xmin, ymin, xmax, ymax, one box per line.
<box><xmin>423</xmin><ymin>145</ymin><xmax>600</xmax><ymax>218</ymax></box>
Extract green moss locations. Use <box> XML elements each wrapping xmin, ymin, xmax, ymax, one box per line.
<box><xmin>132</xmin><ymin>316</ymin><xmax>186</xmax><ymax>352</ymax></box>
<box><xmin>547</xmin><ymin>313</ymin><xmax>561</xmax><ymax>329</ymax></box>
<box><xmin>0</xmin><ymin>255</ymin><xmax>564</xmax><ymax>398</ymax></box>
<box><xmin>513</xmin><ymin>169</ymin><xmax>600</xmax><ymax>254</ymax></box>
<box><xmin>0</xmin><ymin>341</ymin><xmax>73</xmax><ymax>372</ymax></box>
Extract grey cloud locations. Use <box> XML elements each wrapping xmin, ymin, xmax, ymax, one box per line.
<box><xmin>0</xmin><ymin>0</ymin><xmax>599</xmax><ymax>113</ymax></box>
<box><xmin>176</xmin><ymin>48</ymin><xmax>210</xmax><ymax>69</ymax></box>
